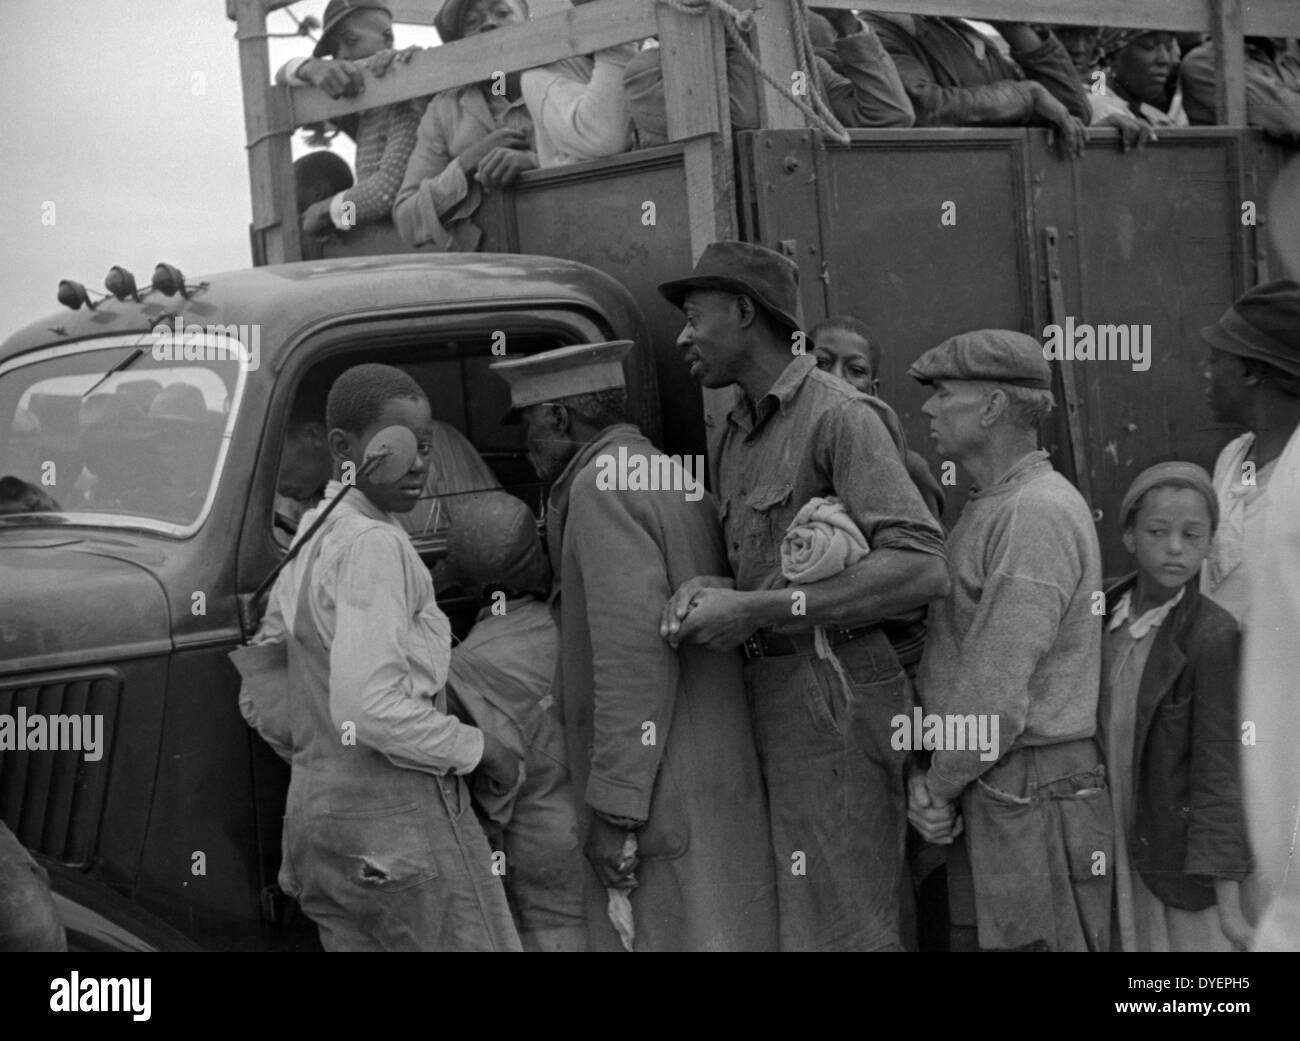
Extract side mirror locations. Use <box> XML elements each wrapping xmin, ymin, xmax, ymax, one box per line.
<box><xmin>360</xmin><ymin>425</ymin><xmax>418</xmax><ymax>485</ymax></box>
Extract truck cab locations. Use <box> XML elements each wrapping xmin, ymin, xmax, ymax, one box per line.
<box><xmin>0</xmin><ymin>253</ymin><xmax>657</xmax><ymax>949</ymax></box>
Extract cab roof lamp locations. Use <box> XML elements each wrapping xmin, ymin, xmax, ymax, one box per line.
<box><xmin>105</xmin><ymin>265</ymin><xmax>141</xmax><ymax>302</ymax></box>
<box><xmin>57</xmin><ymin>279</ymin><xmax>100</xmax><ymax>311</ymax></box>
<box><xmin>152</xmin><ymin>263</ymin><xmax>207</xmax><ymax>299</ymax></box>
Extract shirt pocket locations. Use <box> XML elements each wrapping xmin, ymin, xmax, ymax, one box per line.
<box><xmin>741</xmin><ymin>482</ymin><xmax>796</xmax><ymax>570</ymax></box>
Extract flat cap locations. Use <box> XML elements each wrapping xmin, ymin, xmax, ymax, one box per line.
<box><xmin>490</xmin><ymin>340</ymin><xmax>633</xmax><ymax>422</ymax></box>
<box><xmin>1200</xmin><ymin>279</ymin><xmax>1300</xmax><ymax>380</ymax></box>
<box><xmin>908</xmin><ymin>329</ymin><xmax>1053</xmax><ymax>389</ymax></box>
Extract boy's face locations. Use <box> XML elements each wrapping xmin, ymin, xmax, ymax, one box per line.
<box><xmin>333</xmin><ymin>9</ymin><xmax>395</xmax><ymax>61</ymax></box>
<box><xmin>460</xmin><ymin>0</ymin><xmax>527</xmax><ymax>36</ymax></box>
<box><xmin>1122</xmin><ymin>486</ymin><xmax>1213</xmax><ymax>591</ymax></box>
<box><xmin>333</xmin><ymin>395</ymin><xmax>433</xmax><ymax>514</ymax></box>
<box><xmin>814</xmin><ymin>327</ymin><xmax>878</xmax><ymax>396</ymax></box>
<box><xmin>1113</xmin><ymin>32</ymin><xmax>1178</xmax><ymax>105</ymax></box>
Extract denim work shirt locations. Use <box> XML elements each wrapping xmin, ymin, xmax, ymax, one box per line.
<box><xmin>713</xmin><ymin>355</ymin><xmax>946</xmax><ymax>605</ymax></box>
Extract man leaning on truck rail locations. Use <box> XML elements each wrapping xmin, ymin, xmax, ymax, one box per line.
<box><xmin>660</xmin><ymin>241</ymin><xmax>949</xmax><ymax>952</ymax></box>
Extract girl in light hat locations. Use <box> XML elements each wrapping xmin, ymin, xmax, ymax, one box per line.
<box><xmin>1099</xmin><ymin>462</ymin><xmax>1253</xmax><ymax>951</ymax></box>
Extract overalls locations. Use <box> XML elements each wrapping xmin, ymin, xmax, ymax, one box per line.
<box><xmin>277</xmin><ymin>526</ymin><xmax>521</xmax><ymax>951</ymax></box>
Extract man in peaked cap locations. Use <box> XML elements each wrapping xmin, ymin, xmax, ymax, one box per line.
<box><xmin>659</xmin><ymin>240</ymin><xmax>949</xmax><ymax>952</ymax></box>
<box><xmin>490</xmin><ymin>341</ymin><xmax>778</xmax><ymax>951</ymax></box>
<box><xmin>1198</xmin><ymin>280</ymin><xmax>1300</xmax><ymax>950</ymax></box>
<box><xmin>906</xmin><ymin>328</ymin><xmax>1111</xmax><ymax>952</ymax></box>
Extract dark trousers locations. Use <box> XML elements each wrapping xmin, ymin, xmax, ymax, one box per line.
<box><xmin>745</xmin><ymin>630</ymin><xmax>911</xmax><ymax>951</ymax></box>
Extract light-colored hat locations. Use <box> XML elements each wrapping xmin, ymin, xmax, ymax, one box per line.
<box><xmin>909</xmin><ymin>329</ymin><xmax>1053</xmax><ymax>389</ymax></box>
<box><xmin>489</xmin><ymin>341</ymin><xmax>633</xmax><ymax>423</ymax></box>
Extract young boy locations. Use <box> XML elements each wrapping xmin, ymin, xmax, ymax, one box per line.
<box><xmin>1100</xmin><ymin>462</ymin><xmax>1253</xmax><ymax>951</ymax></box>
<box><xmin>238</xmin><ymin>363</ymin><xmax>522</xmax><ymax>951</ymax></box>
<box><xmin>445</xmin><ymin>490</ymin><xmax>588</xmax><ymax>951</ymax></box>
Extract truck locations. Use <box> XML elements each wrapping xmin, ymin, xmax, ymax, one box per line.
<box><xmin>1</xmin><ymin>0</ymin><xmax>1297</xmax><ymax>949</ymax></box>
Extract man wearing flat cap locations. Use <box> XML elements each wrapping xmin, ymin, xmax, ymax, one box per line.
<box><xmin>1200</xmin><ymin>279</ymin><xmax>1300</xmax><ymax>949</ymax></box>
<box><xmin>659</xmin><ymin>240</ymin><xmax>949</xmax><ymax>952</ymax></box>
<box><xmin>490</xmin><ymin>341</ymin><xmax>778</xmax><ymax>951</ymax></box>
<box><xmin>906</xmin><ymin>329</ymin><xmax>1111</xmax><ymax>952</ymax></box>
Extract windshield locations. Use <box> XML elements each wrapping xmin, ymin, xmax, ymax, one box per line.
<box><xmin>0</xmin><ymin>335</ymin><xmax>244</xmax><ymax>533</ymax></box>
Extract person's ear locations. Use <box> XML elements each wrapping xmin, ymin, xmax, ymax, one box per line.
<box><xmin>733</xmin><ymin>294</ymin><xmax>757</xmax><ymax>329</ymax></box>
<box><xmin>1121</xmin><ymin>526</ymin><xmax>1136</xmax><ymax>555</ymax></box>
<box><xmin>549</xmin><ymin>402</ymin><xmax>571</xmax><ymax>436</ymax></box>
<box><xmin>980</xmin><ymin>386</ymin><xmax>1007</xmax><ymax>427</ymax></box>
<box><xmin>327</xmin><ymin>427</ymin><xmax>354</xmax><ymax>464</ymax></box>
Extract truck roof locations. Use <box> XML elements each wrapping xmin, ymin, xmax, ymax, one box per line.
<box><xmin>1</xmin><ymin>253</ymin><xmax>642</xmax><ymax>367</ymax></box>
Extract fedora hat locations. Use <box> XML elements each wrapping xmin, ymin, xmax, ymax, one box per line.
<box><xmin>658</xmin><ymin>240</ymin><xmax>803</xmax><ymax>334</ymax></box>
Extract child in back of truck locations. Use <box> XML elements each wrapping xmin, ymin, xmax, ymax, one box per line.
<box><xmin>1099</xmin><ymin>462</ymin><xmax>1253</xmax><ymax>951</ymax></box>
<box><xmin>237</xmin><ymin>363</ymin><xmax>522</xmax><ymax>951</ymax></box>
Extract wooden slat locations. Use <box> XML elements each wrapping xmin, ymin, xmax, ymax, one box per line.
<box><xmin>1212</xmin><ymin>0</ymin><xmax>1248</xmax><ymax>125</ymax></box>
<box><xmin>839</xmin><ymin>0</ymin><xmax>1300</xmax><ymax>36</ymax></box>
<box><xmin>235</xmin><ymin>0</ymin><xmax>302</xmax><ymax>265</ymax></box>
<box><xmin>290</xmin><ymin>0</ymin><xmax>671</xmax><ymax>125</ymax></box>
<box><xmin>228</xmin><ymin>0</ymin><xmax>444</xmax><ymax>23</ymax></box>
<box><xmin>751</xmin><ymin>0</ymin><xmax>806</xmax><ymax>132</ymax></box>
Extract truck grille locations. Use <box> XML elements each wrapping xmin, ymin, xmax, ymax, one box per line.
<box><xmin>0</xmin><ymin>671</ymin><xmax>118</xmax><ymax>867</ymax></box>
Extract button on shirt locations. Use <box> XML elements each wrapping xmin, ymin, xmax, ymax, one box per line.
<box><xmin>714</xmin><ymin>354</ymin><xmax>946</xmax><ymax>597</ymax></box>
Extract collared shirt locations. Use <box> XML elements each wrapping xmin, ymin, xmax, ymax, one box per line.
<box><xmin>713</xmin><ymin>354</ymin><xmax>946</xmax><ymax>597</ymax></box>
<box><xmin>1108</xmin><ymin>585</ymin><xmax>1184</xmax><ymax>639</ymax></box>
<box><xmin>258</xmin><ymin>479</ymin><xmax>481</xmax><ymax>775</ymax></box>
<box><xmin>918</xmin><ymin>450</ymin><xmax>1103</xmax><ymax>801</ymax></box>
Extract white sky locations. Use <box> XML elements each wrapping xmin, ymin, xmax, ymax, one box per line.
<box><xmin>0</xmin><ymin>0</ymin><xmax>447</xmax><ymax>339</ymax></box>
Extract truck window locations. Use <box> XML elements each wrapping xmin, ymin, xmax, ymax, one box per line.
<box><xmin>0</xmin><ymin>337</ymin><xmax>244</xmax><ymax>533</ymax></box>
<box><xmin>271</xmin><ymin>326</ymin><xmax>574</xmax><ymax>568</ymax></box>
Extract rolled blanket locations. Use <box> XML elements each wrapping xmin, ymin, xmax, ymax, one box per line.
<box><xmin>780</xmin><ymin>495</ymin><xmax>870</xmax><ymax>583</ymax></box>
<box><xmin>779</xmin><ymin>497</ymin><xmax>871</xmax><ymax>702</ymax></box>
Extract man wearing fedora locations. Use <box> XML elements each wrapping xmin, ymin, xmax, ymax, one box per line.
<box><xmin>1199</xmin><ymin>280</ymin><xmax>1300</xmax><ymax>949</ymax></box>
<box><xmin>659</xmin><ymin>240</ymin><xmax>949</xmax><ymax>952</ymax></box>
<box><xmin>491</xmin><ymin>341</ymin><xmax>778</xmax><ymax>951</ymax></box>
<box><xmin>905</xmin><ymin>330</ymin><xmax>1110</xmax><ymax>952</ymax></box>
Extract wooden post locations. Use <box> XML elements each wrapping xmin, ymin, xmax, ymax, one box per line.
<box><xmin>1211</xmin><ymin>0</ymin><xmax>1247</xmax><ymax>126</ymax></box>
<box><xmin>750</xmin><ymin>0</ymin><xmax>806</xmax><ymax>131</ymax></box>
<box><xmin>234</xmin><ymin>0</ymin><xmax>301</xmax><ymax>266</ymax></box>
<box><xmin>657</xmin><ymin>5</ymin><xmax>735</xmax><ymax>249</ymax></box>
<box><xmin>655</xmin><ymin>3</ymin><xmax>739</xmax><ymax>455</ymax></box>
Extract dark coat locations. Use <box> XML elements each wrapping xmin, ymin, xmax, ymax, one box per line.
<box><xmin>1099</xmin><ymin>575</ymin><xmax>1253</xmax><ymax>910</ymax></box>
<box><xmin>547</xmin><ymin>424</ymin><xmax>779</xmax><ymax>951</ymax></box>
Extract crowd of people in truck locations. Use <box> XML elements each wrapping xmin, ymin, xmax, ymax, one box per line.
<box><xmin>282</xmin><ymin>0</ymin><xmax>1300</xmax><ymax>248</ymax></box>
<box><xmin>228</xmin><ymin>241</ymin><xmax>1299</xmax><ymax>953</ymax></box>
